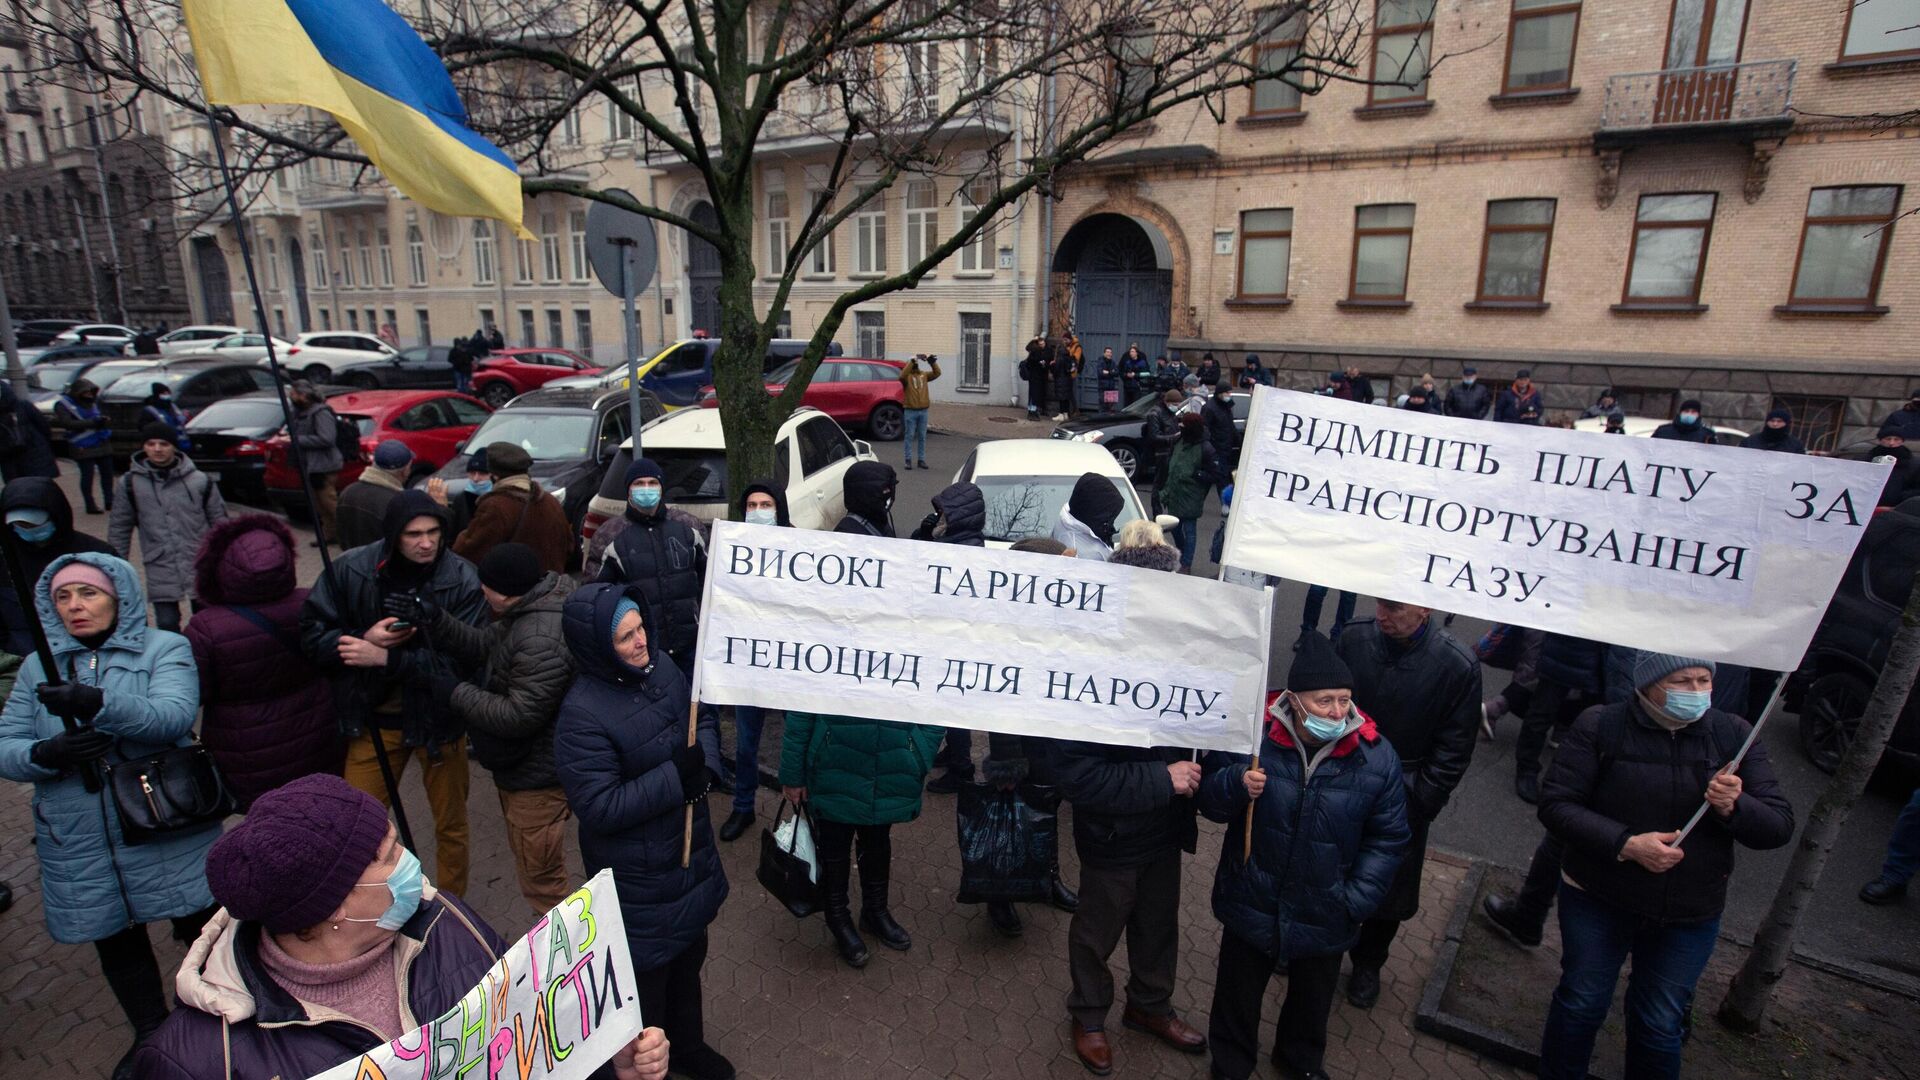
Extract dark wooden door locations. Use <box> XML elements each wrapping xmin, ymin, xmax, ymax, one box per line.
<box><xmin>685</xmin><ymin>202</ymin><xmax>722</xmax><ymax>337</ymax></box>
<box><xmin>1071</xmin><ymin>220</ymin><xmax>1171</xmax><ymax>408</ymax></box>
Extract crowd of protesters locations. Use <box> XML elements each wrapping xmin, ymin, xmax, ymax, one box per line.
<box><xmin>9</xmin><ymin>359</ymin><xmax>1920</xmax><ymax>1080</ymax></box>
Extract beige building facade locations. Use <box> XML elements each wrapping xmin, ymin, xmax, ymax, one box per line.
<box><xmin>1046</xmin><ymin>0</ymin><xmax>1920</xmax><ymax>447</ymax></box>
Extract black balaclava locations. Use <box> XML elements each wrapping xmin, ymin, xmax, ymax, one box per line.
<box><xmin>1068</xmin><ymin>472</ymin><xmax>1123</xmax><ymax>545</ymax></box>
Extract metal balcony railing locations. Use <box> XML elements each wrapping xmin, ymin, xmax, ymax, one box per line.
<box><xmin>1599</xmin><ymin>59</ymin><xmax>1795</xmax><ymax>134</ymax></box>
<box><xmin>4</xmin><ymin>85</ymin><xmax>41</xmax><ymax>114</ymax></box>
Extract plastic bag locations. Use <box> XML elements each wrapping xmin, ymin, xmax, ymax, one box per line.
<box><xmin>758</xmin><ymin>800</ymin><xmax>824</xmax><ymax>918</ymax></box>
<box><xmin>956</xmin><ymin>782</ymin><xmax>1061</xmax><ymax>905</ymax></box>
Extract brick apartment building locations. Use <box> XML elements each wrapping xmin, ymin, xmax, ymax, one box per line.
<box><xmin>1045</xmin><ymin>0</ymin><xmax>1920</xmax><ymax>448</ymax></box>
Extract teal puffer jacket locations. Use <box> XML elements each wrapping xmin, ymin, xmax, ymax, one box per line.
<box><xmin>780</xmin><ymin>712</ymin><xmax>945</xmax><ymax>825</ymax></box>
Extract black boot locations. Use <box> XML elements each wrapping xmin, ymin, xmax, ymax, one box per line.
<box><xmin>857</xmin><ymin>843</ymin><xmax>912</xmax><ymax>952</ymax></box>
<box><xmin>821</xmin><ymin>853</ymin><xmax>869</xmax><ymax>969</ymax></box>
<box><xmin>987</xmin><ymin>901</ymin><xmax>1024</xmax><ymax>938</ymax></box>
<box><xmin>0</xmin><ymin>880</ymin><xmax>11</xmax><ymax>914</ymax></box>
<box><xmin>1048</xmin><ymin>873</ymin><xmax>1080</xmax><ymax>913</ymax></box>
<box><xmin>102</xmin><ymin>941</ymin><xmax>171</xmax><ymax>1080</ymax></box>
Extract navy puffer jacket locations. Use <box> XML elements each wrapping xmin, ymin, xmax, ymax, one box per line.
<box><xmin>1200</xmin><ymin>695</ymin><xmax>1410</xmax><ymax>960</ymax></box>
<box><xmin>1536</xmin><ymin>632</ymin><xmax>1610</xmax><ymax>696</ymax></box>
<box><xmin>553</xmin><ymin>582</ymin><xmax>727</xmax><ymax>971</ymax></box>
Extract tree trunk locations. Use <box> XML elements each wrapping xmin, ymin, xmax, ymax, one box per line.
<box><xmin>1717</xmin><ymin>564</ymin><xmax>1920</xmax><ymax>1031</ymax></box>
<box><xmin>712</xmin><ymin>255</ymin><xmax>777</xmax><ymax>509</ymax></box>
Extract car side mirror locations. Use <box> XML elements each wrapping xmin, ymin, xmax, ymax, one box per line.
<box><xmin>854</xmin><ymin>439</ymin><xmax>873</xmax><ymax>457</ymax></box>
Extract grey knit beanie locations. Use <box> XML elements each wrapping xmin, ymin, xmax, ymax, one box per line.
<box><xmin>1633</xmin><ymin>650</ymin><xmax>1716</xmax><ymax>690</ymax></box>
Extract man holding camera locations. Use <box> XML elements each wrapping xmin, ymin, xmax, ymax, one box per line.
<box><xmin>899</xmin><ymin>354</ymin><xmax>940</xmax><ymax>471</ymax></box>
<box><xmin>300</xmin><ymin>489</ymin><xmax>487</xmax><ymax>895</ymax></box>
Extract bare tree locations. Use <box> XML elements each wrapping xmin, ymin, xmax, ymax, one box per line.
<box><xmin>29</xmin><ymin>0</ymin><xmax>1433</xmax><ymax>494</ymax></box>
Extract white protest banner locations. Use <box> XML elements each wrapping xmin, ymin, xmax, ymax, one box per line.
<box><xmin>1221</xmin><ymin>387</ymin><xmax>1887</xmax><ymax>670</ymax></box>
<box><xmin>308</xmin><ymin>868</ymin><xmax>640</xmax><ymax>1080</ymax></box>
<box><xmin>694</xmin><ymin>520</ymin><xmax>1274</xmax><ymax>752</ymax></box>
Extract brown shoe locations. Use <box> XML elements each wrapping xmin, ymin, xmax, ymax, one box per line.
<box><xmin>1122</xmin><ymin>1007</ymin><xmax>1208</xmax><ymax>1053</ymax></box>
<box><xmin>1071</xmin><ymin>1021</ymin><xmax>1113</xmax><ymax>1076</ymax></box>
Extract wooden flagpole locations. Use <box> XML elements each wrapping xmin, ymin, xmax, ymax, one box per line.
<box><xmin>681</xmin><ymin>696</ymin><xmax>700</xmax><ymax>867</ymax></box>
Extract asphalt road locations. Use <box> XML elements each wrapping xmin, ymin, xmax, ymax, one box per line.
<box><xmin>212</xmin><ymin>428</ymin><xmax>1920</xmax><ymax>984</ymax></box>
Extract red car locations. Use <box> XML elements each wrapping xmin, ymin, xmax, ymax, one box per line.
<box><xmin>699</xmin><ymin>356</ymin><xmax>906</xmax><ymax>440</ymax></box>
<box><xmin>263</xmin><ymin>390</ymin><xmax>492</xmax><ymax>514</ymax></box>
<box><xmin>471</xmin><ymin>348</ymin><xmax>604</xmax><ymax>408</ymax></box>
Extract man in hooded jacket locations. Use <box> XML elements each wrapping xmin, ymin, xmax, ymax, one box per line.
<box><xmin>0</xmin><ymin>378</ymin><xmax>57</xmax><ymax>482</ymax></box>
<box><xmin>0</xmin><ymin>478</ymin><xmax>113</xmax><ymax>657</ymax></box>
<box><xmin>108</xmin><ymin>423</ymin><xmax>228</xmax><ymax>631</ymax></box>
<box><xmin>1740</xmin><ymin>408</ymin><xmax>1806</xmax><ymax>454</ymax></box>
<box><xmin>718</xmin><ymin>480</ymin><xmax>793</xmax><ymax>842</ymax></box>
<box><xmin>1053</xmin><ymin>472</ymin><xmax>1122</xmax><ymax>561</ymax></box>
<box><xmin>837</xmin><ymin>460</ymin><xmax>898</xmax><ymax>537</ymax></box>
<box><xmin>914</xmin><ymin>482</ymin><xmax>989</xmax><ymax>796</ymax></box>
<box><xmin>1651</xmin><ymin>399</ymin><xmax>1713</xmax><ymax>443</ymax></box>
<box><xmin>300</xmin><ymin>490</ymin><xmax>486</xmax><ymax>895</ymax></box>
<box><xmin>595</xmin><ymin>458</ymin><xmax>709</xmax><ymax>673</ymax></box>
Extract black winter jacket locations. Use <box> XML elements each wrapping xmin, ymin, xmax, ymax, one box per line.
<box><xmin>1336</xmin><ymin>619</ymin><xmax>1482</xmax><ymax>822</ymax></box>
<box><xmin>1201</xmin><ymin>699</ymin><xmax>1409</xmax><ymax>959</ymax></box>
<box><xmin>1651</xmin><ymin>420</ymin><xmax>1713</xmax><ymax>442</ymax></box>
<box><xmin>299</xmin><ymin>492</ymin><xmax>486</xmax><ymax>749</ymax></box>
<box><xmin>837</xmin><ymin>460</ymin><xmax>897</xmax><ymax>536</ymax></box>
<box><xmin>1444</xmin><ymin>382</ymin><xmax>1492</xmax><ymax>420</ymax></box>
<box><xmin>911</xmin><ymin>482</ymin><xmax>985</xmax><ymax>545</ymax></box>
<box><xmin>1540</xmin><ymin>701</ymin><xmax>1794</xmax><ymax>925</ymax></box>
<box><xmin>1202</xmin><ymin>395</ymin><xmax>1236</xmax><ymax>472</ymax></box>
<box><xmin>553</xmin><ymin>582</ymin><xmax>727</xmax><ymax>971</ymax></box>
<box><xmin>0</xmin><ymin>478</ymin><xmax>113</xmax><ymax>657</ymax></box>
<box><xmin>1055</xmin><ymin>740</ymin><xmax>1198</xmax><ymax>868</ymax></box>
<box><xmin>1740</xmin><ymin>428</ymin><xmax>1807</xmax><ymax>454</ymax></box>
<box><xmin>0</xmin><ymin>381</ymin><xmax>57</xmax><ymax>481</ymax></box>
<box><xmin>431</xmin><ymin>572</ymin><xmax>576</xmax><ymax>789</ymax></box>
<box><xmin>1537</xmin><ymin>633</ymin><xmax>1611</xmax><ymax>696</ymax></box>
<box><xmin>596</xmin><ymin>507</ymin><xmax>706</xmax><ymax>664</ymax></box>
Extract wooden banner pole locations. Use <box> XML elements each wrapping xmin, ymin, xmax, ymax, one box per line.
<box><xmin>682</xmin><ymin>696</ymin><xmax>700</xmax><ymax>868</ymax></box>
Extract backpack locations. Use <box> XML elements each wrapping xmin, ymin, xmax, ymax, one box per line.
<box><xmin>328</xmin><ymin>407</ymin><xmax>366</xmax><ymax>465</ymax></box>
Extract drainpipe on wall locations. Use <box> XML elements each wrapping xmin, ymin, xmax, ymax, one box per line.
<box><xmin>1037</xmin><ymin>63</ymin><xmax>1056</xmax><ymax>342</ymax></box>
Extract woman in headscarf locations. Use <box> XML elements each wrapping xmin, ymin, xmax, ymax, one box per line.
<box><xmin>1052</xmin><ymin>472</ymin><xmax>1123</xmax><ymax>561</ymax></box>
<box><xmin>553</xmin><ymin>582</ymin><xmax>733</xmax><ymax>1080</ymax></box>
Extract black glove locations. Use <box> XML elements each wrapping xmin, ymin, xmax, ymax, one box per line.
<box><xmin>382</xmin><ymin>591</ymin><xmax>440</xmax><ymax>626</ymax></box>
<box><xmin>912</xmin><ymin>511</ymin><xmax>940</xmax><ymax>541</ymax></box>
<box><xmin>36</xmin><ymin>681</ymin><xmax>105</xmax><ymax>723</ymax></box>
<box><xmin>92</xmin><ymin>416</ymin><xmax>109</xmax><ymax>429</ymax></box>
<box><xmin>428</xmin><ymin>672</ymin><xmax>464</xmax><ymax>712</ymax></box>
<box><xmin>30</xmin><ymin>725</ymin><xmax>113</xmax><ymax>770</ymax></box>
<box><xmin>671</xmin><ymin>742</ymin><xmax>708</xmax><ymax>802</ymax></box>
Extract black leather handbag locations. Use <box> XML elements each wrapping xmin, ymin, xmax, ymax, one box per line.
<box><xmin>757</xmin><ymin>799</ymin><xmax>824</xmax><ymax>918</ymax></box>
<box><xmin>104</xmin><ymin>744</ymin><xmax>237</xmax><ymax>846</ymax></box>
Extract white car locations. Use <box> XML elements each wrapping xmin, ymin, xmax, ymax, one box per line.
<box><xmin>206</xmin><ymin>333</ymin><xmax>296</xmax><ymax>363</ymax></box>
<box><xmin>266</xmin><ymin>331</ymin><xmax>399</xmax><ymax>382</ymax></box>
<box><xmin>50</xmin><ymin>323</ymin><xmax>136</xmax><ymax>349</ymax></box>
<box><xmin>1571</xmin><ymin>414</ymin><xmax>1749</xmax><ymax>446</ymax></box>
<box><xmin>582</xmin><ymin>405</ymin><xmax>877</xmax><ymax>537</ymax></box>
<box><xmin>955</xmin><ymin>438</ymin><xmax>1151</xmax><ymax>550</ymax></box>
<box><xmin>156</xmin><ymin>324</ymin><xmax>245</xmax><ymax>355</ymax></box>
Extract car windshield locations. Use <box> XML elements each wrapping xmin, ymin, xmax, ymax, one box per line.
<box><xmin>28</xmin><ymin>366</ymin><xmax>83</xmax><ymax>393</ymax></box>
<box><xmin>1119</xmin><ymin>393</ymin><xmax>1163</xmax><ymax>417</ymax></box>
<box><xmin>102</xmin><ymin>368</ymin><xmax>186</xmax><ymax>398</ymax></box>
<box><xmin>463</xmin><ymin>411</ymin><xmax>596</xmax><ymax>461</ymax></box>
<box><xmin>977</xmin><ymin>474</ymin><xmax>1140</xmax><ymax>543</ymax></box>
<box><xmin>650</xmin><ymin>449</ymin><xmax>729</xmax><ymax>502</ymax></box>
<box><xmin>186</xmin><ymin>399</ymin><xmax>288</xmax><ymax>431</ymax></box>
<box><xmin>765</xmin><ymin>359</ymin><xmax>801</xmax><ymax>384</ymax></box>
<box><xmin>64</xmin><ymin>360</ymin><xmax>150</xmax><ymax>391</ymax></box>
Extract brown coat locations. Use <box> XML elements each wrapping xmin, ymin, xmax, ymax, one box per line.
<box><xmin>451</xmin><ymin>475</ymin><xmax>573</xmax><ymax>572</ymax></box>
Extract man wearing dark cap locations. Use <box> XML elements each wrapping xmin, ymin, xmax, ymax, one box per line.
<box><xmin>1445</xmin><ymin>366</ymin><xmax>1491</xmax><ymax>420</ymax></box>
<box><xmin>336</xmin><ymin>439</ymin><xmax>416</xmax><ymax>550</ymax></box>
<box><xmin>107</xmin><ymin>422</ymin><xmax>227</xmax><ymax>630</ymax></box>
<box><xmin>594</xmin><ymin>457</ymin><xmax>709</xmax><ymax>674</ymax></box>
<box><xmin>301</xmin><ymin>490</ymin><xmax>487</xmax><ymax>896</ymax></box>
<box><xmin>1880</xmin><ymin>388</ymin><xmax>1920</xmax><ymax>440</ymax></box>
<box><xmin>451</xmin><ymin>440</ymin><xmax>572</xmax><ymax>572</ymax></box>
<box><xmin>1741</xmin><ymin>408</ymin><xmax>1806</xmax><ymax>454</ymax></box>
<box><xmin>419</xmin><ymin>543</ymin><xmax>578</xmax><ymax>913</ymax></box>
<box><xmin>1651</xmin><ymin>399</ymin><xmax>1712</xmax><ymax>442</ymax></box>
<box><xmin>1495</xmin><ymin>369</ymin><xmax>1543</xmax><ymax>425</ymax></box>
<box><xmin>1862</xmin><ymin>419</ymin><xmax>1919</xmax><ymax>507</ymax></box>
<box><xmin>1335</xmin><ymin>598</ymin><xmax>1482</xmax><ymax>1010</ymax></box>
<box><xmin>1579</xmin><ymin>387</ymin><xmax>1619</xmax><ymax>420</ymax></box>
<box><xmin>287</xmin><ymin>379</ymin><xmax>345</xmax><ymax>546</ymax></box>
<box><xmin>1201</xmin><ymin>631</ymin><xmax>1409</xmax><ymax>1080</ymax></box>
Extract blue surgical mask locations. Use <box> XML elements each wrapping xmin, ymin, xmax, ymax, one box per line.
<box><xmin>345</xmin><ymin>848</ymin><xmax>425</xmax><ymax>931</ymax></box>
<box><xmin>630</xmin><ymin>486</ymin><xmax>662</xmax><ymax>510</ymax></box>
<box><xmin>1678</xmin><ymin>413</ymin><xmax>1700</xmax><ymax>426</ymax></box>
<box><xmin>744</xmin><ymin>507</ymin><xmax>778</xmax><ymax>526</ymax></box>
<box><xmin>1291</xmin><ymin>693</ymin><xmax>1350</xmax><ymax>743</ymax></box>
<box><xmin>1664</xmin><ymin>688</ymin><xmax>1711</xmax><ymax>722</ymax></box>
<box><xmin>11</xmin><ymin>521</ymin><xmax>54</xmax><ymax>543</ymax></box>
<box><xmin>1463</xmin><ymin>377</ymin><xmax>1476</xmax><ymax>385</ymax></box>
<box><xmin>468</xmin><ymin>478</ymin><xmax>493</xmax><ymax>497</ymax></box>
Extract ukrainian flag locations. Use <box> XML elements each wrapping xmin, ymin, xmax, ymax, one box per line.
<box><xmin>184</xmin><ymin>0</ymin><xmax>528</xmax><ymax>236</ymax></box>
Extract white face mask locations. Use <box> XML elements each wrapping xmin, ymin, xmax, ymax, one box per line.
<box><xmin>744</xmin><ymin>507</ymin><xmax>778</xmax><ymax>526</ymax></box>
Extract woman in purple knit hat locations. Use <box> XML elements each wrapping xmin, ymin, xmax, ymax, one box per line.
<box><xmin>134</xmin><ymin>774</ymin><xmax>669</xmax><ymax>1080</ymax></box>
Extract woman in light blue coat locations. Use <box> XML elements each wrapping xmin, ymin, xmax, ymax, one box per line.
<box><xmin>0</xmin><ymin>552</ymin><xmax>218</xmax><ymax>1079</ymax></box>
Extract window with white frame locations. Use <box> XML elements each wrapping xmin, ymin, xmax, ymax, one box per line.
<box><xmin>357</xmin><ymin>229</ymin><xmax>372</xmax><ymax>287</ymax></box>
<box><xmin>766</xmin><ymin>190</ymin><xmax>790</xmax><ymax>275</ymax></box>
<box><xmin>904</xmin><ymin>180</ymin><xmax>937</xmax><ymax>269</ymax></box>
<box><xmin>406</xmin><ymin>226</ymin><xmax>427</xmax><ymax>285</ymax></box>
<box><xmin>806</xmin><ymin>190</ymin><xmax>835</xmax><ymax>274</ymax></box>
<box><xmin>415</xmin><ymin>308</ymin><xmax>431</xmax><ymax>346</ymax></box>
<box><xmin>472</xmin><ymin>220</ymin><xmax>497</xmax><ymax>285</ymax></box>
<box><xmin>904</xmin><ymin>2</ymin><xmax>940</xmax><ymax>118</ymax></box>
<box><xmin>574</xmin><ymin>309</ymin><xmax>593</xmax><ymax>355</ymax></box>
<box><xmin>608</xmin><ymin>76</ymin><xmax>637</xmax><ymax>141</ymax></box>
<box><xmin>958</xmin><ymin>179</ymin><xmax>993</xmax><ymax>272</ymax></box>
<box><xmin>855</xmin><ymin>203</ymin><xmax>887</xmax><ymax>274</ymax></box>
<box><xmin>375</xmin><ymin>227</ymin><xmax>393</xmax><ymax>287</ymax></box>
<box><xmin>569</xmin><ymin>210</ymin><xmax>590</xmax><ymax>281</ymax></box>
<box><xmin>546</xmin><ymin>308</ymin><xmax>564</xmax><ymax>347</ymax></box>
<box><xmin>560</xmin><ymin>109</ymin><xmax>581</xmax><ymax>145</ymax></box>
<box><xmin>855</xmin><ymin>310</ymin><xmax>886</xmax><ymax>356</ymax></box>
<box><xmin>311</xmin><ymin>232</ymin><xmax>328</xmax><ymax>284</ymax></box>
<box><xmin>516</xmin><ymin>234</ymin><xmax>535</xmax><ymax>283</ymax></box>
<box><xmin>263</xmin><ymin>238</ymin><xmax>280</xmax><ymax>290</ymax></box>
<box><xmin>519</xmin><ymin>308</ymin><xmax>536</xmax><ymax>346</ymax></box>
<box><xmin>541</xmin><ymin>212</ymin><xmax>562</xmax><ymax>281</ymax></box>
<box><xmin>959</xmin><ymin>311</ymin><xmax>991</xmax><ymax>390</ymax></box>
<box><xmin>337</xmin><ymin>230</ymin><xmax>354</xmax><ymax>286</ymax></box>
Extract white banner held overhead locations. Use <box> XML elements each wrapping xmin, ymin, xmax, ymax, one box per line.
<box><xmin>1220</xmin><ymin>388</ymin><xmax>1887</xmax><ymax>670</ymax></box>
<box><xmin>307</xmin><ymin>869</ymin><xmax>642</xmax><ymax>1080</ymax></box>
<box><xmin>694</xmin><ymin>520</ymin><xmax>1274</xmax><ymax>752</ymax></box>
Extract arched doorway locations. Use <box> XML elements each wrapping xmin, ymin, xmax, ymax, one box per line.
<box><xmin>1054</xmin><ymin>213</ymin><xmax>1173</xmax><ymax>409</ymax></box>
<box><xmin>684</xmin><ymin>202</ymin><xmax>721</xmax><ymax>337</ymax></box>
<box><xmin>288</xmin><ymin>235</ymin><xmax>312</xmax><ymax>331</ymax></box>
<box><xmin>192</xmin><ymin>237</ymin><xmax>234</xmax><ymax>325</ymax></box>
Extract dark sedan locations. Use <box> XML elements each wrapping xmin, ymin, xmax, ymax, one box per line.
<box><xmin>97</xmin><ymin>358</ymin><xmax>283</xmax><ymax>458</ymax></box>
<box><xmin>14</xmin><ymin>319</ymin><xmax>85</xmax><ymax>348</ymax></box>
<box><xmin>23</xmin><ymin>341</ymin><xmax>127</xmax><ymax>367</ymax></box>
<box><xmin>184</xmin><ymin>391</ymin><xmax>349</xmax><ymax>504</ymax></box>
<box><xmin>1049</xmin><ymin>391</ymin><xmax>1249</xmax><ymax>482</ymax></box>
<box><xmin>418</xmin><ymin>385</ymin><xmax>664</xmax><ymax>534</ymax></box>
<box><xmin>324</xmin><ymin>345</ymin><xmax>458</xmax><ymax>390</ymax></box>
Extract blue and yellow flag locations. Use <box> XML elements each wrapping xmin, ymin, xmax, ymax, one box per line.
<box><xmin>184</xmin><ymin>0</ymin><xmax>528</xmax><ymax>236</ymax></box>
